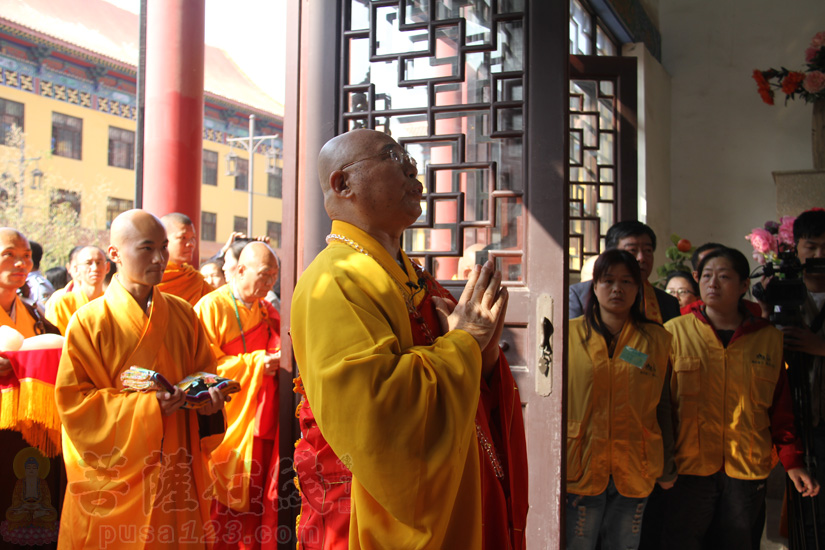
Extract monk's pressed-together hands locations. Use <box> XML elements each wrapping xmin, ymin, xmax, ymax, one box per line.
<box><xmin>157</xmin><ymin>386</ymin><xmax>230</xmax><ymax>416</ymax></box>
<box><xmin>433</xmin><ymin>260</ymin><xmax>509</xmax><ymax>377</ymax></box>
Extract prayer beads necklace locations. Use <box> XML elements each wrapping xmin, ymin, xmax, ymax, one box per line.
<box><xmin>476</xmin><ymin>423</ymin><xmax>505</xmax><ymax>479</ymax></box>
<box><xmin>326</xmin><ymin>233</ymin><xmax>439</xmax><ymax>345</ymax></box>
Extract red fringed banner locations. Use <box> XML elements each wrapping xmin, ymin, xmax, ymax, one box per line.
<box><xmin>0</xmin><ymin>349</ymin><xmax>62</xmax><ymax>457</ymax></box>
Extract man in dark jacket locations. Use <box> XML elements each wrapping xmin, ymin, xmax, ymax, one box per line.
<box><xmin>568</xmin><ymin>220</ymin><xmax>680</xmax><ymax>323</ymax></box>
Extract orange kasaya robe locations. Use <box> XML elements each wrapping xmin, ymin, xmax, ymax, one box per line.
<box><xmin>45</xmin><ymin>288</ymin><xmax>93</xmax><ymax>335</ymax></box>
<box><xmin>0</xmin><ymin>295</ymin><xmax>64</xmax><ymax>550</ymax></box>
<box><xmin>55</xmin><ymin>276</ymin><xmax>224</xmax><ymax>550</ymax></box>
<box><xmin>194</xmin><ymin>284</ymin><xmax>281</xmax><ymax>550</ymax></box>
<box><xmin>158</xmin><ymin>262</ymin><xmax>214</xmax><ymax>307</ymax></box>
<box><xmin>291</xmin><ymin>221</ymin><xmax>528</xmax><ymax>550</ymax></box>
<box><xmin>44</xmin><ymin>281</ymin><xmax>74</xmax><ymax>320</ymax></box>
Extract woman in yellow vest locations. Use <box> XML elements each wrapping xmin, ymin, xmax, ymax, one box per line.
<box><xmin>662</xmin><ymin>246</ymin><xmax>819</xmax><ymax>550</ymax></box>
<box><xmin>567</xmin><ymin>249</ymin><xmax>676</xmax><ymax>550</ymax></box>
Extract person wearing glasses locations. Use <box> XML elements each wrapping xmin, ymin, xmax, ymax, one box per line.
<box><xmin>291</xmin><ymin>129</ymin><xmax>528</xmax><ymax>550</ymax></box>
<box><xmin>665</xmin><ymin>270</ymin><xmax>699</xmax><ymax>309</ymax></box>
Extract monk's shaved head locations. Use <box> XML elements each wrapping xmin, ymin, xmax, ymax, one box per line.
<box><xmin>111</xmin><ymin>210</ymin><xmax>166</xmax><ymax>248</ymax></box>
<box><xmin>108</xmin><ymin>209</ymin><xmax>169</xmax><ymax>299</ymax></box>
<box><xmin>317</xmin><ymin>129</ymin><xmax>391</xmax><ymax>192</ymax></box>
<box><xmin>0</xmin><ymin>228</ymin><xmax>27</xmax><ymax>246</ymax></box>
<box><xmin>238</xmin><ymin>241</ymin><xmax>278</xmax><ymax>268</ymax></box>
<box><xmin>235</xmin><ymin>241</ymin><xmax>279</xmax><ymax>302</ymax></box>
<box><xmin>0</xmin><ymin>228</ymin><xmax>32</xmax><ymax>294</ymax></box>
<box><xmin>160</xmin><ymin>212</ymin><xmax>197</xmax><ymax>265</ymax></box>
<box><xmin>75</xmin><ymin>246</ymin><xmax>110</xmax><ymax>296</ymax></box>
<box><xmin>160</xmin><ymin>212</ymin><xmax>193</xmax><ymax>229</ymax></box>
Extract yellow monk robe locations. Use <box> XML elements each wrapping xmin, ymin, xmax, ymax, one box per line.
<box><xmin>45</xmin><ymin>289</ymin><xmax>91</xmax><ymax>335</ymax></box>
<box><xmin>158</xmin><ymin>261</ymin><xmax>214</xmax><ymax>307</ymax></box>
<box><xmin>291</xmin><ymin>220</ymin><xmax>485</xmax><ymax>550</ymax></box>
<box><xmin>44</xmin><ymin>281</ymin><xmax>74</xmax><ymax>322</ymax></box>
<box><xmin>55</xmin><ymin>276</ymin><xmax>224</xmax><ymax>549</ymax></box>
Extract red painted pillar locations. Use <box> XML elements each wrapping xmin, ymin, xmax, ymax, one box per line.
<box><xmin>142</xmin><ymin>0</ymin><xmax>204</xmax><ymax>248</ymax></box>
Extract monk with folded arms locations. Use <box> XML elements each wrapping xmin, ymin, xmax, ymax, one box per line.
<box><xmin>46</xmin><ymin>245</ymin><xmax>109</xmax><ymax>334</ymax></box>
<box><xmin>291</xmin><ymin>129</ymin><xmax>528</xmax><ymax>550</ymax></box>
<box><xmin>157</xmin><ymin>212</ymin><xmax>214</xmax><ymax>306</ymax></box>
<box><xmin>55</xmin><ymin>210</ymin><xmax>228</xmax><ymax>549</ymax></box>
<box><xmin>195</xmin><ymin>241</ymin><xmax>281</xmax><ymax>550</ymax></box>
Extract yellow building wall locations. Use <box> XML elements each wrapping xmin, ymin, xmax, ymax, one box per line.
<box><xmin>0</xmin><ymin>83</ymin><xmax>283</xmax><ymax>258</ymax></box>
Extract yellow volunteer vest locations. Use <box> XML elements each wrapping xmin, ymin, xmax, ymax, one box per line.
<box><xmin>665</xmin><ymin>314</ymin><xmax>782</xmax><ymax>480</ymax></box>
<box><xmin>567</xmin><ymin>317</ymin><xmax>672</xmax><ymax>498</ymax></box>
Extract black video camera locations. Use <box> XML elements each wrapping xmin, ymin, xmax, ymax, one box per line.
<box><xmin>751</xmin><ymin>251</ymin><xmax>825</xmax><ymax>325</ymax></box>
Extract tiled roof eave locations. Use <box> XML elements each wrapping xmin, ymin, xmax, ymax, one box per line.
<box><xmin>204</xmin><ymin>92</ymin><xmax>283</xmax><ymax>123</ymax></box>
<box><xmin>0</xmin><ymin>19</ymin><xmax>135</xmax><ymax>74</ymax></box>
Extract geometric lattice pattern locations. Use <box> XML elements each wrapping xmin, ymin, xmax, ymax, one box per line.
<box><xmin>568</xmin><ymin>77</ymin><xmax>617</xmax><ymax>273</ymax></box>
<box><xmin>341</xmin><ymin>0</ymin><xmax>526</xmax><ymax>283</ymax></box>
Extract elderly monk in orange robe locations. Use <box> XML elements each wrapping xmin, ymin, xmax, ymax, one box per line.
<box><xmin>45</xmin><ymin>246</ymin><xmax>109</xmax><ymax>334</ymax></box>
<box><xmin>55</xmin><ymin>210</ymin><xmax>229</xmax><ymax>550</ymax></box>
<box><xmin>291</xmin><ymin>129</ymin><xmax>528</xmax><ymax>550</ymax></box>
<box><xmin>195</xmin><ymin>241</ymin><xmax>281</xmax><ymax>550</ymax></box>
<box><xmin>157</xmin><ymin>213</ymin><xmax>214</xmax><ymax>306</ymax></box>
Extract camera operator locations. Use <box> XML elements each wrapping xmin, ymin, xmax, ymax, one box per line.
<box><xmin>789</xmin><ymin>210</ymin><xmax>825</xmax><ymax>544</ymax></box>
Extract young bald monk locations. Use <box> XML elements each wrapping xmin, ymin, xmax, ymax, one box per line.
<box><xmin>292</xmin><ymin>130</ymin><xmax>528</xmax><ymax>550</ymax></box>
<box><xmin>0</xmin><ymin>228</ymin><xmax>63</xmax><ymax>544</ymax></box>
<box><xmin>195</xmin><ymin>242</ymin><xmax>281</xmax><ymax>550</ymax></box>
<box><xmin>157</xmin><ymin>213</ymin><xmax>214</xmax><ymax>306</ymax></box>
<box><xmin>55</xmin><ymin>210</ymin><xmax>229</xmax><ymax>549</ymax></box>
<box><xmin>46</xmin><ymin>246</ymin><xmax>109</xmax><ymax>334</ymax></box>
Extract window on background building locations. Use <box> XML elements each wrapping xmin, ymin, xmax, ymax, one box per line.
<box><xmin>267</xmin><ymin>168</ymin><xmax>282</xmax><ymax>198</ymax></box>
<box><xmin>234</xmin><ymin>157</ymin><xmax>249</xmax><ymax>191</ymax></box>
<box><xmin>108</xmin><ymin>127</ymin><xmax>135</xmax><ymax>169</ymax></box>
<box><xmin>234</xmin><ymin>216</ymin><xmax>248</xmax><ymax>234</ymax></box>
<box><xmin>266</xmin><ymin>221</ymin><xmax>281</xmax><ymax>248</ymax></box>
<box><xmin>52</xmin><ymin>112</ymin><xmax>83</xmax><ymax>159</ymax></box>
<box><xmin>203</xmin><ymin>150</ymin><xmax>218</xmax><ymax>185</ymax></box>
<box><xmin>106</xmin><ymin>197</ymin><xmax>133</xmax><ymax>229</ymax></box>
<box><xmin>0</xmin><ymin>98</ymin><xmax>24</xmax><ymax>145</ymax></box>
<box><xmin>202</xmin><ymin>211</ymin><xmax>217</xmax><ymax>242</ymax></box>
<box><xmin>50</xmin><ymin>189</ymin><xmax>81</xmax><ymax>218</ymax></box>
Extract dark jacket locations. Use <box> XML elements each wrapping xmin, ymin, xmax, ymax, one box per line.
<box><xmin>568</xmin><ymin>280</ymin><xmax>681</xmax><ymax>323</ymax></box>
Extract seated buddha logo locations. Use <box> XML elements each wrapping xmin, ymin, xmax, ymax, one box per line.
<box><xmin>0</xmin><ymin>447</ymin><xmax>59</xmax><ymax>545</ymax></box>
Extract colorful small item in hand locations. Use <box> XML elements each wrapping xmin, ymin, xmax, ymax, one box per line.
<box><xmin>120</xmin><ymin>366</ymin><xmax>240</xmax><ymax>409</ymax></box>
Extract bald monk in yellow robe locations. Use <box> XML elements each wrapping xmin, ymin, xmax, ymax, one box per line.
<box><xmin>55</xmin><ymin>210</ymin><xmax>229</xmax><ymax>549</ymax></box>
<box><xmin>195</xmin><ymin>242</ymin><xmax>281</xmax><ymax>550</ymax></box>
<box><xmin>292</xmin><ymin>130</ymin><xmax>527</xmax><ymax>550</ymax></box>
<box><xmin>157</xmin><ymin>213</ymin><xmax>214</xmax><ymax>306</ymax></box>
<box><xmin>45</xmin><ymin>246</ymin><xmax>109</xmax><ymax>334</ymax></box>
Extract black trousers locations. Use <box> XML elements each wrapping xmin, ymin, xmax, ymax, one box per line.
<box><xmin>661</xmin><ymin>472</ymin><xmax>767</xmax><ymax>550</ymax></box>
<box><xmin>796</xmin><ymin>424</ymin><xmax>825</xmax><ymax>548</ymax></box>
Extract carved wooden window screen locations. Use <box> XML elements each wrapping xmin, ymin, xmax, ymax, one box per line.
<box><xmin>568</xmin><ymin>0</ymin><xmax>621</xmax><ymax>274</ymax></box>
<box><xmin>340</xmin><ymin>0</ymin><xmax>526</xmax><ymax>285</ymax></box>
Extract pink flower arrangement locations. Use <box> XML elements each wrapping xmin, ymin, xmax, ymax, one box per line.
<box><xmin>746</xmin><ymin>216</ymin><xmax>797</xmax><ymax>265</ymax></box>
<box><xmin>754</xmin><ymin>31</ymin><xmax>825</xmax><ymax>105</ymax></box>
<box><xmin>778</xmin><ymin>216</ymin><xmax>796</xmax><ymax>246</ymax></box>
